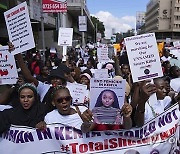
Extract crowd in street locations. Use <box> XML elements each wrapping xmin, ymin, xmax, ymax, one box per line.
<box><xmin>0</xmin><ymin>41</ymin><xmax>179</xmax><ymax>147</ymax></box>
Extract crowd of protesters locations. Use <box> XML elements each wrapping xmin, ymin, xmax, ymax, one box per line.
<box><xmin>0</xmin><ymin>41</ymin><xmax>179</xmax><ymax>136</ymax></box>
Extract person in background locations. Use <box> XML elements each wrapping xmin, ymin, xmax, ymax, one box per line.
<box><xmin>169</xmin><ymin>66</ymin><xmax>180</xmax><ymax>93</ymax></box>
<box><xmin>162</xmin><ymin>61</ymin><xmax>171</xmax><ymax>77</ymax></box>
<box><xmin>36</xmin><ymin>66</ymin><xmax>50</xmax><ymax>83</ymax></box>
<box><xmin>30</xmin><ymin>53</ymin><xmax>43</xmax><ymax>77</ymax></box>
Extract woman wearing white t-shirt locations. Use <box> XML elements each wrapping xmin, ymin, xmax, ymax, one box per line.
<box><xmin>36</xmin><ymin>86</ymin><xmax>88</xmax><ymax>130</ymax></box>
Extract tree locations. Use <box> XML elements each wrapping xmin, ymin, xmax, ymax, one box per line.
<box><xmin>91</xmin><ymin>16</ymin><xmax>105</xmax><ymax>38</ymax></box>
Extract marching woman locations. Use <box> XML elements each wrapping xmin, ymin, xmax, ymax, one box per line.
<box><xmin>0</xmin><ymin>83</ymin><xmax>53</xmax><ymax>134</ymax></box>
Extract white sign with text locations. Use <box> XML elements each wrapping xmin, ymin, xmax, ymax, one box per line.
<box><xmin>58</xmin><ymin>28</ymin><xmax>73</xmax><ymax>46</ymax></box>
<box><xmin>124</xmin><ymin>33</ymin><xmax>163</xmax><ymax>82</ymax></box>
<box><xmin>97</xmin><ymin>46</ymin><xmax>110</xmax><ymax>63</ymax></box>
<box><xmin>0</xmin><ymin>46</ymin><xmax>18</xmax><ymax>85</ymax></box>
<box><xmin>94</xmin><ymin>69</ymin><xmax>109</xmax><ymax>79</ymax></box>
<box><xmin>66</xmin><ymin>82</ymin><xmax>87</xmax><ymax>105</ymax></box>
<box><xmin>4</xmin><ymin>2</ymin><xmax>35</xmax><ymax>55</ymax></box>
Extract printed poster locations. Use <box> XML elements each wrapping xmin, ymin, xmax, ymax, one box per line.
<box><xmin>124</xmin><ymin>33</ymin><xmax>163</xmax><ymax>82</ymax></box>
<box><xmin>90</xmin><ymin>78</ymin><xmax>126</xmax><ymax>124</ymax></box>
<box><xmin>4</xmin><ymin>2</ymin><xmax>35</xmax><ymax>55</ymax></box>
<box><xmin>0</xmin><ymin>46</ymin><xmax>18</xmax><ymax>85</ymax></box>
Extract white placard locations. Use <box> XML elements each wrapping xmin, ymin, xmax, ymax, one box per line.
<box><xmin>124</xmin><ymin>33</ymin><xmax>163</xmax><ymax>82</ymax></box>
<box><xmin>0</xmin><ymin>46</ymin><xmax>18</xmax><ymax>85</ymax></box>
<box><xmin>173</xmin><ymin>40</ymin><xmax>180</xmax><ymax>48</ymax></box>
<box><xmin>4</xmin><ymin>2</ymin><xmax>35</xmax><ymax>55</ymax></box>
<box><xmin>58</xmin><ymin>28</ymin><xmax>73</xmax><ymax>46</ymax></box>
<box><xmin>66</xmin><ymin>82</ymin><xmax>87</xmax><ymax>105</ymax></box>
<box><xmin>78</xmin><ymin>16</ymin><xmax>87</xmax><ymax>32</ymax></box>
<box><xmin>90</xmin><ymin>78</ymin><xmax>126</xmax><ymax>124</ymax></box>
<box><xmin>94</xmin><ymin>69</ymin><xmax>109</xmax><ymax>79</ymax></box>
<box><xmin>97</xmin><ymin>46</ymin><xmax>110</xmax><ymax>63</ymax></box>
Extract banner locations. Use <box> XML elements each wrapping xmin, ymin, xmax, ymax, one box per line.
<box><xmin>4</xmin><ymin>2</ymin><xmax>35</xmax><ymax>55</ymax></box>
<box><xmin>79</xmin><ymin>16</ymin><xmax>87</xmax><ymax>32</ymax></box>
<box><xmin>0</xmin><ymin>104</ymin><xmax>179</xmax><ymax>154</ymax></box>
<box><xmin>0</xmin><ymin>46</ymin><xmax>18</xmax><ymax>85</ymax></box>
<box><xmin>42</xmin><ymin>0</ymin><xmax>67</xmax><ymax>13</ymax></box>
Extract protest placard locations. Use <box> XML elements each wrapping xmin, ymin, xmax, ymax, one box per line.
<box><xmin>58</xmin><ymin>28</ymin><xmax>73</xmax><ymax>46</ymax></box>
<box><xmin>66</xmin><ymin>82</ymin><xmax>87</xmax><ymax>105</ymax></box>
<box><xmin>173</xmin><ymin>40</ymin><xmax>180</xmax><ymax>48</ymax></box>
<box><xmin>124</xmin><ymin>33</ymin><xmax>163</xmax><ymax>82</ymax></box>
<box><xmin>90</xmin><ymin>78</ymin><xmax>126</xmax><ymax>124</ymax></box>
<box><xmin>97</xmin><ymin>45</ymin><xmax>110</xmax><ymax>63</ymax></box>
<box><xmin>0</xmin><ymin>46</ymin><xmax>18</xmax><ymax>85</ymax></box>
<box><xmin>4</xmin><ymin>2</ymin><xmax>35</xmax><ymax>55</ymax></box>
<box><xmin>0</xmin><ymin>103</ymin><xmax>179</xmax><ymax>154</ymax></box>
<box><xmin>94</xmin><ymin>69</ymin><xmax>109</xmax><ymax>79</ymax></box>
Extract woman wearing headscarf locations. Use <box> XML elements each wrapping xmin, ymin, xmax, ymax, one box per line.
<box><xmin>0</xmin><ymin>83</ymin><xmax>53</xmax><ymax>134</ymax></box>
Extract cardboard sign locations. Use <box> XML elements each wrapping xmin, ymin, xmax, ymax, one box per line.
<box><xmin>42</xmin><ymin>0</ymin><xmax>67</xmax><ymax>13</ymax></box>
<box><xmin>124</xmin><ymin>33</ymin><xmax>163</xmax><ymax>82</ymax></box>
<box><xmin>0</xmin><ymin>46</ymin><xmax>18</xmax><ymax>85</ymax></box>
<box><xmin>66</xmin><ymin>82</ymin><xmax>87</xmax><ymax>105</ymax></box>
<box><xmin>4</xmin><ymin>2</ymin><xmax>35</xmax><ymax>55</ymax></box>
<box><xmin>90</xmin><ymin>78</ymin><xmax>126</xmax><ymax>124</ymax></box>
<box><xmin>58</xmin><ymin>28</ymin><xmax>73</xmax><ymax>46</ymax></box>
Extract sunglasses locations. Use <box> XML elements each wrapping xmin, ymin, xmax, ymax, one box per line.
<box><xmin>56</xmin><ymin>96</ymin><xmax>72</xmax><ymax>104</ymax></box>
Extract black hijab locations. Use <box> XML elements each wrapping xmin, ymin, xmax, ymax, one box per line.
<box><xmin>0</xmin><ymin>83</ymin><xmax>51</xmax><ymax>134</ymax></box>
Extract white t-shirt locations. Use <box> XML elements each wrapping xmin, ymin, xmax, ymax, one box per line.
<box><xmin>37</xmin><ymin>81</ymin><xmax>51</xmax><ymax>102</ymax></box>
<box><xmin>170</xmin><ymin>78</ymin><xmax>180</xmax><ymax>93</ymax></box>
<box><xmin>144</xmin><ymin>96</ymin><xmax>172</xmax><ymax>123</ymax></box>
<box><xmin>45</xmin><ymin>106</ymin><xmax>87</xmax><ymax>130</ymax></box>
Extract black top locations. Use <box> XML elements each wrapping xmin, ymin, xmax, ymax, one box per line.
<box><xmin>0</xmin><ymin>102</ymin><xmax>53</xmax><ymax>134</ymax></box>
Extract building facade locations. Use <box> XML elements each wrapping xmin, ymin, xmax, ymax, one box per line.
<box><xmin>0</xmin><ymin>0</ymin><xmax>94</xmax><ymax>50</ymax></box>
<box><xmin>145</xmin><ymin>0</ymin><xmax>180</xmax><ymax>42</ymax></box>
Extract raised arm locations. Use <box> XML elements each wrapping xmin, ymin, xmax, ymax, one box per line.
<box><xmin>134</xmin><ymin>81</ymin><xmax>157</xmax><ymax>127</ymax></box>
<box><xmin>15</xmin><ymin>53</ymin><xmax>38</xmax><ymax>86</ymax></box>
<box><xmin>8</xmin><ymin>42</ymin><xmax>38</xmax><ymax>86</ymax></box>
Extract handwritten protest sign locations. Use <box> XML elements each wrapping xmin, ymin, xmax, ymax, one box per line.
<box><xmin>124</xmin><ymin>33</ymin><xmax>163</xmax><ymax>82</ymax></box>
<box><xmin>66</xmin><ymin>82</ymin><xmax>87</xmax><ymax>105</ymax></box>
<box><xmin>4</xmin><ymin>2</ymin><xmax>35</xmax><ymax>55</ymax></box>
<box><xmin>0</xmin><ymin>104</ymin><xmax>179</xmax><ymax>154</ymax></box>
<box><xmin>90</xmin><ymin>78</ymin><xmax>126</xmax><ymax>124</ymax></box>
<box><xmin>0</xmin><ymin>46</ymin><xmax>18</xmax><ymax>85</ymax></box>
